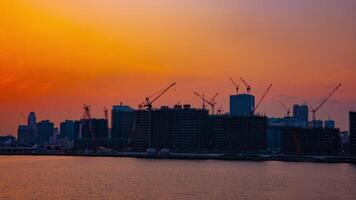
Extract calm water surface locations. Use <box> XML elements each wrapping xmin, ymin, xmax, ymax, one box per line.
<box><xmin>0</xmin><ymin>156</ymin><xmax>355</xmax><ymax>200</ymax></box>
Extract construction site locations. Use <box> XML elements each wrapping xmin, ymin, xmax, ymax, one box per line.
<box><xmin>11</xmin><ymin>77</ymin><xmax>349</xmax><ymax>160</ymax></box>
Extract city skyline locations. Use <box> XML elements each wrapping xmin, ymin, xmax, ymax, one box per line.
<box><xmin>1</xmin><ymin>0</ymin><xmax>356</xmax><ymax>134</ymax></box>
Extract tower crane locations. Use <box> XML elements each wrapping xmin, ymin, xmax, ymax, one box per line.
<box><xmin>194</xmin><ymin>92</ymin><xmax>209</xmax><ymax>111</ymax></box>
<box><xmin>142</xmin><ymin>82</ymin><xmax>176</xmax><ymax>148</ymax></box>
<box><xmin>229</xmin><ymin>77</ymin><xmax>239</xmax><ymax>95</ymax></box>
<box><xmin>208</xmin><ymin>92</ymin><xmax>219</xmax><ymax>114</ymax></box>
<box><xmin>253</xmin><ymin>84</ymin><xmax>272</xmax><ymax>114</ymax></box>
<box><xmin>311</xmin><ymin>83</ymin><xmax>342</xmax><ymax>125</ymax></box>
<box><xmin>240</xmin><ymin>77</ymin><xmax>251</xmax><ymax>94</ymax></box>
<box><xmin>143</xmin><ymin>82</ymin><xmax>176</xmax><ymax>110</ymax></box>
<box><xmin>104</xmin><ymin>107</ymin><xmax>110</xmax><ymax>138</ymax></box>
<box><xmin>194</xmin><ymin>92</ymin><xmax>219</xmax><ymax>114</ymax></box>
<box><xmin>279</xmin><ymin>101</ymin><xmax>291</xmax><ymax>117</ymax></box>
<box><xmin>217</xmin><ymin>106</ymin><xmax>224</xmax><ymax>115</ymax></box>
<box><xmin>82</xmin><ymin>104</ymin><xmax>96</xmax><ymax>149</ymax></box>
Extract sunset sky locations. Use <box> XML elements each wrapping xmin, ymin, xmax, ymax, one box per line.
<box><xmin>1</xmin><ymin>0</ymin><xmax>355</xmax><ymax>134</ymax></box>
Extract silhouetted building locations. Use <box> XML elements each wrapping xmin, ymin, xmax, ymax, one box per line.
<box><xmin>17</xmin><ymin>112</ymin><xmax>38</xmax><ymax>146</ymax></box>
<box><xmin>211</xmin><ymin>115</ymin><xmax>268</xmax><ymax>152</ymax></box>
<box><xmin>230</xmin><ymin>94</ymin><xmax>255</xmax><ymax>117</ymax></box>
<box><xmin>267</xmin><ymin>126</ymin><xmax>283</xmax><ymax>153</ymax></box>
<box><xmin>28</xmin><ymin>112</ymin><xmax>37</xmax><ymax>130</ymax></box>
<box><xmin>350</xmin><ymin>112</ymin><xmax>356</xmax><ymax>156</ymax></box>
<box><xmin>293</xmin><ymin>104</ymin><xmax>308</xmax><ymax>128</ymax></box>
<box><xmin>36</xmin><ymin>120</ymin><xmax>54</xmax><ymax>145</ymax></box>
<box><xmin>0</xmin><ymin>136</ymin><xmax>16</xmax><ymax>146</ymax></box>
<box><xmin>269</xmin><ymin>117</ymin><xmax>305</xmax><ymax>128</ymax></box>
<box><xmin>17</xmin><ymin>125</ymin><xmax>35</xmax><ymax>146</ymax></box>
<box><xmin>111</xmin><ymin>105</ymin><xmax>135</xmax><ymax>148</ymax></box>
<box><xmin>80</xmin><ymin>119</ymin><xmax>108</xmax><ymax>139</ymax></box>
<box><xmin>60</xmin><ymin>120</ymin><xmax>76</xmax><ymax>140</ymax></box>
<box><xmin>73</xmin><ymin>119</ymin><xmax>110</xmax><ymax>150</ymax></box>
<box><xmin>133</xmin><ymin>105</ymin><xmax>210</xmax><ymax>151</ymax></box>
<box><xmin>132</xmin><ymin>110</ymin><xmax>150</xmax><ymax>150</ymax></box>
<box><xmin>151</xmin><ymin>105</ymin><xmax>209</xmax><ymax>151</ymax></box>
<box><xmin>312</xmin><ymin>120</ymin><xmax>323</xmax><ymax>128</ymax></box>
<box><xmin>282</xmin><ymin>128</ymin><xmax>340</xmax><ymax>155</ymax></box>
<box><xmin>324</xmin><ymin>120</ymin><xmax>335</xmax><ymax>129</ymax></box>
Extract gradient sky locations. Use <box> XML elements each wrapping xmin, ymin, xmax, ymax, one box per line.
<box><xmin>1</xmin><ymin>0</ymin><xmax>356</xmax><ymax>134</ymax></box>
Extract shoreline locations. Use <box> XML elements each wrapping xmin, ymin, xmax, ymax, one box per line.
<box><xmin>1</xmin><ymin>152</ymin><xmax>355</xmax><ymax>164</ymax></box>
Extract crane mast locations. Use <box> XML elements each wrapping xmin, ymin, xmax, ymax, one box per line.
<box><xmin>194</xmin><ymin>92</ymin><xmax>209</xmax><ymax>111</ymax></box>
<box><xmin>104</xmin><ymin>107</ymin><xmax>110</xmax><ymax>138</ymax></box>
<box><xmin>82</xmin><ymin>104</ymin><xmax>96</xmax><ymax>149</ymax></box>
<box><xmin>143</xmin><ymin>82</ymin><xmax>176</xmax><ymax>148</ymax></box>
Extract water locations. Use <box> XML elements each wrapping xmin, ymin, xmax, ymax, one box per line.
<box><xmin>0</xmin><ymin>156</ymin><xmax>355</xmax><ymax>200</ymax></box>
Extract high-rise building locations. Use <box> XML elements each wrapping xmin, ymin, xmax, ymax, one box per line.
<box><xmin>17</xmin><ymin>125</ymin><xmax>35</xmax><ymax>146</ymax></box>
<box><xmin>151</xmin><ymin>105</ymin><xmax>209</xmax><ymax>151</ymax></box>
<box><xmin>229</xmin><ymin>94</ymin><xmax>255</xmax><ymax>117</ymax></box>
<box><xmin>60</xmin><ymin>120</ymin><xmax>76</xmax><ymax>140</ymax></box>
<box><xmin>79</xmin><ymin>119</ymin><xmax>108</xmax><ymax>139</ymax></box>
<box><xmin>349</xmin><ymin>112</ymin><xmax>356</xmax><ymax>156</ymax></box>
<box><xmin>27</xmin><ymin>112</ymin><xmax>37</xmax><ymax>130</ymax></box>
<box><xmin>111</xmin><ymin>105</ymin><xmax>135</xmax><ymax>147</ymax></box>
<box><xmin>36</xmin><ymin>120</ymin><xmax>54</xmax><ymax>145</ymax></box>
<box><xmin>293</xmin><ymin>104</ymin><xmax>309</xmax><ymax>128</ymax></box>
<box><xmin>132</xmin><ymin>105</ymin><xmax>210</xmax><ymax>151</ymax></box>
<box><xmin>17</xmin><ymin>112</ymin><xmax>37</xmax><ymax>146</ymax></box>
<box><xmin>211</xmin><ymin>115</ymin><xmax>268</xmax><ymax>152</ymax></box>
<box><xmin>132</xmin><ymin>110</ymin><xmax>150</xmax><ymax>150</ymax></box>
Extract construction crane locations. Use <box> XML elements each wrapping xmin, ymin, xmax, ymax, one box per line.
<box><xmin>279</xmin><ymin>101</ymin><xmax>291</xmax><ymax>117</ymax></box>
<box><xmin>82</xmin><ymin>104</ymin><xmax>96</xmax><ymax>149</ymax></box>
<box><xmin>208</xmin><ymin>92</ymin><xmax>219</xmax><ymax>114</ymax></box>
<box><xmin>229</xmin><ymin>77</ymin><xmax>239</xmax><ymax>95</ymax></box>
<box><xmin>292</xmin><ymin>131</ymin><xmax>303</xmax><ymax>156</ymax></box>
<box><xmin>311</xmin><ymin>84</ymin><xmax>342</xmax><ymax>124</ymax></box>
<box><xmin>143</xmin><ymin>82</ymin><xmax>176</xmax><ymax>148</ymax></box>
<box><xmin>194</xmin><ymin>92</ymin><xmax>209</xmax><ymax>111</ymax></box>
<box><xmin>143</xmin><ymin>82</ymin><xmax>176</xmax><ymax>110</ymax></box>
<box><xmin>104</xmin><ymin>107</ymin><xmax>110</xmax><ymax>138</ymax></box>
<box><xmin>240</xmin><ymin>77</ymin><xmax>251</xmax><ymax>94</ymax></box>
<box><xmin>253</xmin><ymin>84</ymin><xmax>273</xmax><ymax>114</ymax></box>
<box><xmin>194</xmin><ymin>92</ymin><xmax>219</xmax><ymax>114</ymax></box>
<box><xmin>217</xmin><ymin>106</ymin><xmax>224</xmax><ymax>115</ymax></box>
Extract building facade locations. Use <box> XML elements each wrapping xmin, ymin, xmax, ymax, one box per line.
<box><xmin>132</xmin><ymin>105</ymin><xmax>210</xmax><ymax>151</ymax></box>
<box><xmin>111</xmin><ymin>105</ymin><xmax>136</xmax><ymax>148</ymax></box>
<box><xmin>17</xmin><ymin>125</ymin><xmax>35</xmax><ymax>146</ymax></box>
<box><xmin>36</xmin><ymin>120</ymin><xmax>54</xmax><ymax>145</ymax></box>
<box><xmin>282</xmin><ymin>128</ymin><xmax>340</xmax><ymax>155</ymax></box>
<box><xmin>60</xmin><ymin>120</ymin><xmax>76</xmax><ymax>140</ymax></box>
<box><xmin>293</xmin><ymin>104</ymin><xmax>309</xmax><ymax>128</ymax></box>
<box><xmin>79</xmin><ymin>119</ymin><xmax>108</xmax><ymax>139</ymax></box>
<box><xmin>229</xmin><ymin>94</ymin><xmax>255</xmax><ymax>117</ymax></box>
<box><xmin>211</xmin><ymin>115</ymin><xmax>268</xmax><ymax>153</ymax></box>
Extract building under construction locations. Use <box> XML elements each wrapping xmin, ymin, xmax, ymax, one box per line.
<box><xmin>281</xmin><ymin>128</ymin><xmax>340</xmax><ymax>155</ymax></box>
<box><xmin>350</xmin><ymin>112</ymin><xmax>356</xmax><ymax>156</ymax></box>
<box><xmin>210</xmin><ymin>115</ymin><xmax>268</xmax><ymax>153</ymax></box>
<box><xmin>132</xmin><ymin>105</ymin><xmax>209</xmax><ymax>151</ymax></box>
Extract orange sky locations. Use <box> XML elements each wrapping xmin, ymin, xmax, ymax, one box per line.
<box><xmin>1</xmin><ymin>0</ymin><xmax>356</xmax><ymax>134</ymax></box>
